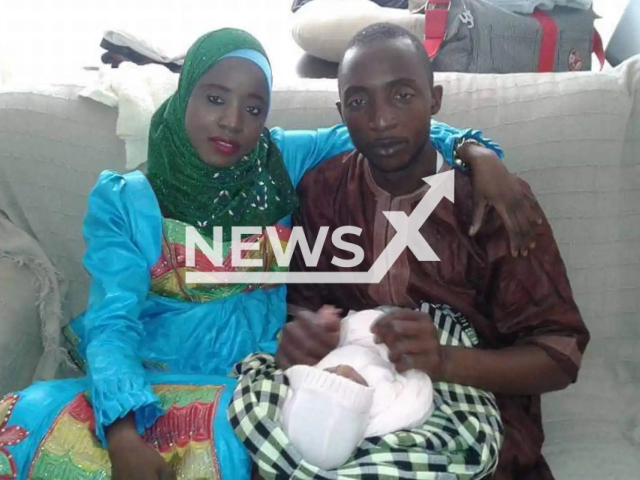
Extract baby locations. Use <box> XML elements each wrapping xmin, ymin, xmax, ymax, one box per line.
<box><xmin>281</xmin><ymin>306</ymin><xmax>435</xmax><ymax>470</ymax></box>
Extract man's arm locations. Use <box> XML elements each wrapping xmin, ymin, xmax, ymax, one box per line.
<box><xmin>374</xmin><ymin>313</ymin><xmax>574</xmax><ymax>396</ymax></box>
<box><xmin>375</xmin><ymin>180</ymin><xmax>588</xmax><ymax>396</ymax></box>
<box><xmin>441</xmin><ymin>344</ymin><xmax>573</xmax><ymax>395</ymax></box>
<box><xmin>443</xmin><ymin>182</ymin><xmax>589</xmax><ymax>395</ymax></box>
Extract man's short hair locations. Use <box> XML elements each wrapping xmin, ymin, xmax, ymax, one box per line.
<box><xmin>338</xmin><ymin>22</ymin><xmax>434</xmax><ymax>85</ymax></box>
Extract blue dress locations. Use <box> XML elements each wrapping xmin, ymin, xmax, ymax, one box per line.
<box><xmin>0</xmin><ymin>123</ymin><xmax>497</xmax><ymax>480</ymax></box>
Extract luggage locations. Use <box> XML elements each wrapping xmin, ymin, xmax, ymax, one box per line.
<box><xmin>410</xmin><ymin>0</ymin><xmax>604</xmax><ymax>72</ymax></box>
<box><xmin>291</xmin><ymin>0</ymin><xmax>604</xmax><ymax>73</ymax></box>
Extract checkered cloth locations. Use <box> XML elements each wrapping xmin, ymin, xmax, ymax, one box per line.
<box><xmin>228</xmin><ymin>304</ymin><xmax>504</xmax><ymax>480</ymax></box>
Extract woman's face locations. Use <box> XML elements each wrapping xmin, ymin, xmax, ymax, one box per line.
<box><xmin>184</xmin><ymin>57</ymin><xmax>269</xmax><ymax>168</ymax></box>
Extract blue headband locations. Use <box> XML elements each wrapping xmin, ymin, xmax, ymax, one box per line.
<box><xmin>219</xmin><ymin>49</ymin><xmax>273</xmax><ymax>100</ymax></box>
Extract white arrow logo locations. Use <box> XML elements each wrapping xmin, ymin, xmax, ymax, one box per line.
<box><xmin>186</xmin><ymin>170</ymin><xmax>455</xmax><ymax>284</ymax></box>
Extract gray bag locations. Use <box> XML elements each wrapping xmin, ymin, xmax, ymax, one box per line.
<box><xmin>410</xmin><ymin>0</ymin><xmax>601</xmax><ymax>73</ymax></box>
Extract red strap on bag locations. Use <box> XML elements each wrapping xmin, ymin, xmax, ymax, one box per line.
<box><xmin>423</xmin><ymin>0</ymin><xmax>451</xmax><ymax>59</ymax></box>
<box><xmin>426</xmin><ymin>2</ymin><xmax>604</xmax><ymax>72</ymax></box>
<box><xmin>532</xmin><ymin>9</ymin><xmax>605</xmax><ymax>72</ymax></box>
<box><xmin>592</xmin><ymin>29</ymin><xmax>605</xmax><ymax>71</ymax></box>
<box><xmin>532</xmin><ymin>10</ymin><xmax>559</xmax><ymax>72</ymax></box>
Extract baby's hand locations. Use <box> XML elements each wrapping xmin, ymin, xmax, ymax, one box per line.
<box><xmin>325</xmin><ymin>365</ymin><xmax>368</xmax><ymax>386</ymax></box>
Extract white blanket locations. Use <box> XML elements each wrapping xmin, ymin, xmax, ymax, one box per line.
<box><xmin>281</xmin><ymin>309</ymin><xmax>434</xmax><ymax>470</ymax></box>
<box><xmin>317</xmin><ymin>309</ymin><xmax>435</xmax><ymax>438</ymax></box>
<box><xmin>80</xmin><ymin>63</ymin><xmax>178</xmax><ymax>170</ymax></box>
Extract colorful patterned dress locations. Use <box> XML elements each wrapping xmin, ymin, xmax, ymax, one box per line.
<box><xmin>0</xmin><ymin>122</ymin><xmax>486</xmax><ymax>480</ymax></box>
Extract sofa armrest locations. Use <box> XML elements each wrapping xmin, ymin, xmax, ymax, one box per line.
<box><xmin>0</xmin><ymin>257</ymin><xmax>43</xmax><ymax>395</ymax></box>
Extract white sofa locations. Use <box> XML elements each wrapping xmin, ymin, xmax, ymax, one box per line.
<box><xmin>0</xmin><ymin>57</ymin><xmax>639</xmax><ymax>479</ymax></box>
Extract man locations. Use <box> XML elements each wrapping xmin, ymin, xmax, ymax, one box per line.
<box><xmin>280</xmin><ymin>23</ymin><xmax>590</xmax><ymax>480</ymax></box>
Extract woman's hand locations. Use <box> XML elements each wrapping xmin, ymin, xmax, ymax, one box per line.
<box><xmin>458</xmin><ymin>142</ymin><xmax>542</xmax><ymax>257</ymax></box>
<box><xmin>107</xmin><ymin>416</ymin><xmax>176</xmax><ymax>480</ymax></box>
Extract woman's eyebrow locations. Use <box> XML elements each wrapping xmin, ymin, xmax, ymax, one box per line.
<box><xmin>201</xmin><ymin>82</ymin><xmax>231</xmax><ymax>92</ymax></box>
<box><xmin>248</xmin><ymin>93</ymin><xmax>267</xmax><ymax>104</ymax></box>
<box><xmin>201</xmin><ymin>83</ymin><xmax>266</xmax><ymax>104</ymax></box>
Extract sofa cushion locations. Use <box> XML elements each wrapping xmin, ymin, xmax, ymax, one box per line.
<box><xmin>0</xmin><ymin>56</ymin><xmax>639</xmax><ymax>476</ymax></box>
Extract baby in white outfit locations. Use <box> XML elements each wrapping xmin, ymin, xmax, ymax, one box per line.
<box><xmin>280</xmin><ymin>307</ymin><xmax>435</xmax><ymax>470</ymax></box>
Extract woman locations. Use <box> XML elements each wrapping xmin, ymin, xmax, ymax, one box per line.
<box><xmin>1</xmin><ymin>28</ymin><xmax>537</xmax><ymax>480</ymax></box>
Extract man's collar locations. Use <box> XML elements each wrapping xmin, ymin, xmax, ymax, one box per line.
<box><xmin>361</xmin><ymin>151</ymin><xmax>445</xmax><ymax>200</ymax></box>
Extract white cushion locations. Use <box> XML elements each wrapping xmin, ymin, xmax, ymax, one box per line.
<box><xmin>291</xmin><ymin>0</ymin><xmax>424</xmax><ymax>63</ymax></box>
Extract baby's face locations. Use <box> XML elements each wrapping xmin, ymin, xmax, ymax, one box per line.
<box><xmin>325</xmin><ymin>365</ymin><xmax>368</xmax><ymax>386</ymax></box>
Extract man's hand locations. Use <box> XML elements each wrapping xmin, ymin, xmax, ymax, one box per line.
<box><xmin>275</xmin><ymin>306</ymin><xmax>341</xmax><ymax>369</ymax></box>
<box><xmin>107</xmin><ymin>416</ymin><xmax>176</xmax><ymax>480</ymax></box>
<box><xmin>371</xmin><ymin>309</ymin><xmax>447</xmax><ymax>381</ymax></box>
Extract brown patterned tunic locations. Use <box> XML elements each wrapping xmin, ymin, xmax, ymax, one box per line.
<box><xmin>287</xmin><ymin>151</ymin><xmax>590</xmax><ymax>480</ymax></box>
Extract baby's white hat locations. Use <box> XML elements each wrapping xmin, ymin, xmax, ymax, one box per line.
<box><xmin>285</xmin><ymin>365</ymin><xmax>373</xmax><ymax>411</ymax></box>
<box><xmin>282</xmin><ymin>365</ymin><xmax>374</xmax><ymax>470</ymax></box>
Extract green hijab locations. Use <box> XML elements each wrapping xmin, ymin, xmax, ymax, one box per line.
<box><xmin>146</xmin><ymin>28</ymin><xmax>297</xmax><ymax>239</ymax></box>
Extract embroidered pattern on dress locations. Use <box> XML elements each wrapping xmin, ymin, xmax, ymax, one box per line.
<box><xmin>150</xmin><ymin>218</ymin><xmax>291</xmax><ymax>302</ymax></box>
<box><xmin>28</xmin><ymin>385</ymin><xmax>224</xmax><ymax>480</ymax></box>
<box><xmin>0</xmin><ymin>394</ymin><xmax>28</xmax><ymax>480</ymax></box>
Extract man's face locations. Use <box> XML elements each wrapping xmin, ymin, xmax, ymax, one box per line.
<box><xmin>338</xmin><ymin>39</ymin><xmax>442</xmax><ymax>173</ymax></box>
